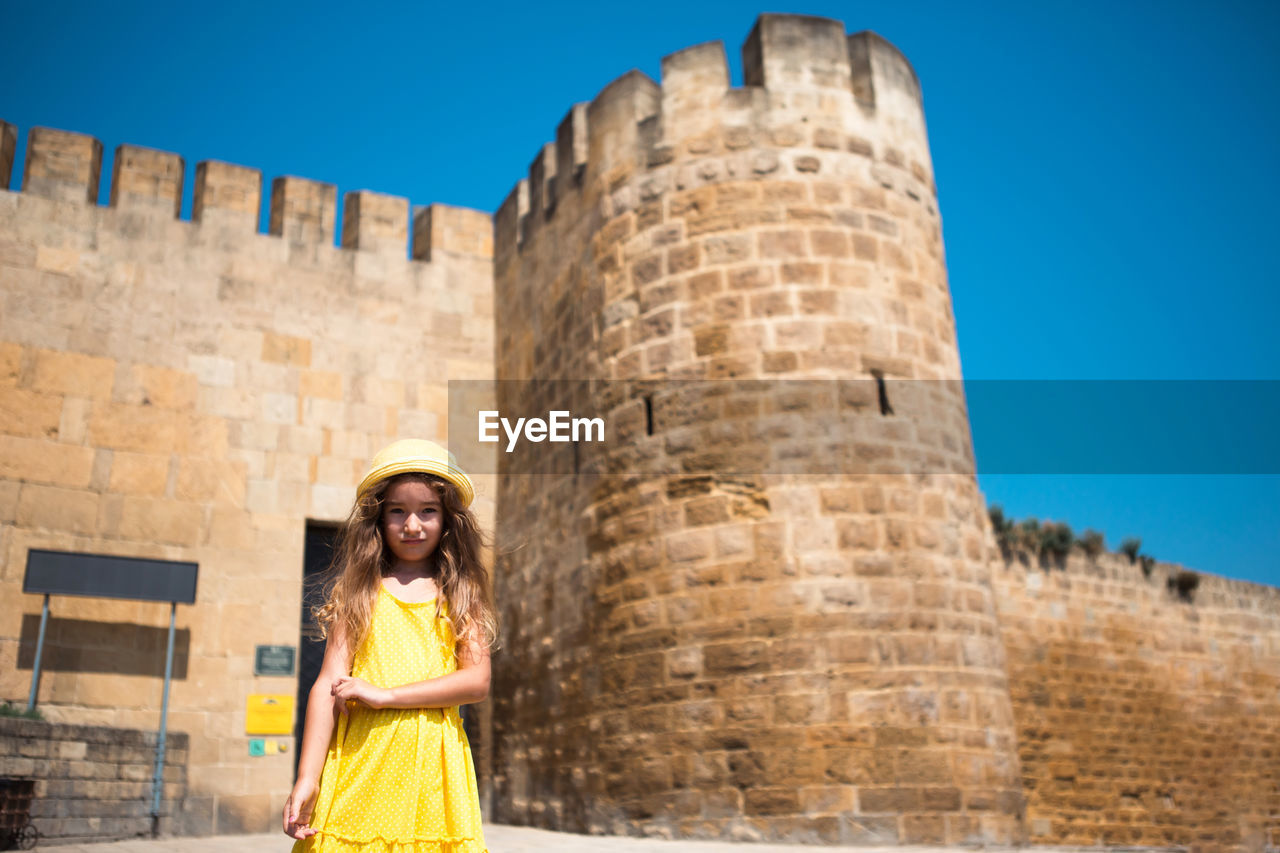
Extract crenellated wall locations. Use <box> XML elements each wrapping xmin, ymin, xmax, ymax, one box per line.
<box><xmin>995</xmin><ymin>551</ymin><xmax>1280</xmax><ymax>850</ymax></box>
<box><xmin>4</xmin><ymin>13</ymin><xmax>1280</xmax><ymax>852</ymax></box>
<box><xmin>491</xmin><ymin>14</ymin><xmax>1024</xmax><ymax>845</ymax></box>
<box><xmin>0</xmin><ymin>121</ymin><xmax>495</xmax><ymax>836</ymax></box>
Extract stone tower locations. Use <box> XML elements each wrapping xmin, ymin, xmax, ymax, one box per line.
<box><xmin>490</xmin><ymin>13</ymin><xmax>1023</xmax><ymax>845</ymax></box>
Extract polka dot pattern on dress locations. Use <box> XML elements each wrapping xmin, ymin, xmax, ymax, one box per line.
<box><xmin>292</xmin><ymin>588</ymin><xmax>488</xmax><ymax>853</ymax></box>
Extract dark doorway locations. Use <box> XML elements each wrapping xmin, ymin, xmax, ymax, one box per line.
<box><xmin>295</xmin><ymin>522</ymin><xmax>338</xmax><ymax>778</ymax></box>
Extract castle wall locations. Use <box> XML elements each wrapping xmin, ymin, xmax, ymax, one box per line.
<box><xmin>491</xmin><ymin>15</ymin><xmax>1024</xmax><ymax>845</ymax></box>
<box><xmin>994</xmin><ymin>551</ymin><xmax>1280</xmax><ymax>851</ymax></box>
<box><xmin>0</xmin><ymin>123</ymin><xmax>494</xmax><ymax>836</ymax></box>
<box><xmin>4</xmin><ymin>19</ymin><xmax>1279</xmax><ymax>852</ymax></box>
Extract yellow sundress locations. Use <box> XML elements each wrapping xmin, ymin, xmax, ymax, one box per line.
<box><xmin>293</xmin><ymin>587</ymin><xmax>487</xmax><ymax>852</ymax></box>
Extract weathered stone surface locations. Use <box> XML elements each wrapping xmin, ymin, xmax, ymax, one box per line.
<box><xmin>23</xmin><ymin>127</ymin><xmax>102</xmax><ymax>203</ymax></box>
<box><xmin>110</xmin><ymin>144</ymin><xmax>183</xmax><ymax>216</ymax></box>
<box><xmin>489</xmin><ymin>12</ymin><xmax>1021</xmax><ymax>846</ymax></box>
<box><xmin>0</xmin><ymin>717</ymin><xmax>187</xmax><ymax>845</ymax></box>
<box><xmin>268</xmin><ymin>175</ymin><xmax>335</xmax><ymax>245</ymax></box>
<box><xmin>995</xmin><ymin>551</ymin><xmax>1280</xmax><ymax>849</ymax></box>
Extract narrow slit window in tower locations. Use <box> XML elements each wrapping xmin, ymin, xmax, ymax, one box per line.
<box><xmin>872</xmin><ymin>370</ymin><xmax>894</xmax><ymax>416</ymax></box>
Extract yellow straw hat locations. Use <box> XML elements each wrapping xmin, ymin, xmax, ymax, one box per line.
<box><xmin>356</xmin><ymin>439</ymin><xmax>475</xmax><ymax>507</ymax></box>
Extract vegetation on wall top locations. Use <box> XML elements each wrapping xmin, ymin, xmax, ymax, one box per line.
<box><xmin>987</xmin><ymin>505</ymin><xmax>1197</xmax><ymax>603</ymax></box>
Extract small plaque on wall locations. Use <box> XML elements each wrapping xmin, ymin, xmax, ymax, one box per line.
<box><xmin>246</xmin><ymin>694</ymin><xmax>294</xmax><ymax>735</ymax></box>
<box><xmin>254</xmin><ymin>644</ymin><xmax>296</xmax><ymax>676</ymax></box>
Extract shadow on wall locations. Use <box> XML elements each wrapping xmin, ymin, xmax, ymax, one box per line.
<box><xmin>16</xmin><ymin>615</ymin><xmax>190</xmax><ymax>679</ymax></box>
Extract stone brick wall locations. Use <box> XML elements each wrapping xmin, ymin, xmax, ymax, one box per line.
<box><xmin>0</xmin><ymin>716</ymin><xmax>187</xmax><ymax>844</ymax></box>
<box><xmin>994</xmin><ymin>551</ymin><xmax>1280</xmax><ymax>851</ymax></box>
<box><xmin>491</xmin><ymin>14</ymin><xmax>1023</xmax><ymax>845</ymax></box>
<box><xmin>4</xmin><ymin>18</ymin><xmax>1280</xmax><ymax>851</ymax></box>
<box><xmin>0</xmin><ymin>122</ymin><xmax>494</xmax><ymax>834</ymax></box>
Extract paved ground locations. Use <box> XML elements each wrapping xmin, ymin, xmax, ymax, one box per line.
<box><xmin>48</xmin><ymin>828</ymin><xmax>919</xmax><ymax>852</ymax></box>
<box><xmin>45</xmin><ymin>826</ymin><xmax>1105</xmax><ymax>853</ymax></box>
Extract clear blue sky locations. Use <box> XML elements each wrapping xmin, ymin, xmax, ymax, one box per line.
<box><xmin>3</xmin><ymin>1</ymin><xmax>1277</xmax><ymax>586</ymax></box>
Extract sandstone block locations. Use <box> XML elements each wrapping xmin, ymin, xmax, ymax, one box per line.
<box><xmin>175</xmin><ymin>458</ymin><xmax>246</xmax><ymax>507</ymax></box>
<box><xmin>783</xmin><ymin>263</ymin><xmax>825</xmax><ymax>286</ymax></box>
<box><xmin>117</xmin><ymin>496</ymin><xmax>202</xmax><ymax>546</ymax></box>
<box><xmin>794</xmin><ymin>156</ymin><xmax>821</xmax><ymax>173</ymax></box>
<box><xmin>314</xmin><ymin>456</ymin><xmax>357</xmax><ymax>487</ymax></box>
<box><xmin>858</xmin><ymin>785</ymin><xmax>920</xmax><ymax>813</ymax></box>
<box><xmin>193</xmin><ymin>160</ymin><xmax>262</xmax><ymax>231</ymax></box>
<box><xmin>107</xmin><ymin>452</ymin><xmax>170</xmax><ymax>497</ymax></box>
<box><xmin>743</xmin><ymin>15</ymin><xmax>852</xmax><ymax>91</ymax></box>
<box><xmin>186</xmin><ymin>354</ymin><xmax>236</xmax><ymax>388</ymax></box>
<box><xmin>261</xmin><ymin>332</ymin><xmax>311</xmax><ymax>368</ymax></box>
<box><xmin>412</xmin><ymin>204</ymin><xmax>492</xmax><ymax>261</ymax></box>
<box><xmin>665</xmin><ymin>529</ymin><xmax>714</xmax><ymax>562</ymax></box>
<box><xmin>0</xmin><ymin>342</ymin><xmax>21</xmax><ymax>386</ymax></box>
<box><xmin>34</xmin><ymin>246</ymin><xmax>81</xmax><ymax>276</ymax></box>
<box><xmin>666</xmin><ymin>646</ymin><xmax>702</xmax><ymax>679</ymax></box>
<box><xmin>850</xmin><ymin>233</ymin><xmax>877</xmax><ymax>261</ymax></box>
<box><xmin>31</xmin><ymin>349</ymin><xmax>115</xmax><ymax>400</ymax></box>
<box><xmin>260</xmin><ymin>392</ymin><xmax>298</xmax><ymax>425</ymax></box>
<box><xmin>109</xmin><ymin>144</ymin><xmax>183</xmax><ymax>216</ymax></box>
<box><xmin>310</xmin><ymin>483</ymin><xmax>350</xmax><ymax>520</ymax></box>
<box><xmin>758</xmin><ymin>230</ymin><xmax>806</xmax><ymax>259</ymax></box>
<box><xmin>703</xmin><ymin>641</ymin><xmax>767</xmax><ymax>675</ymax></box>
<box><xmin>900</xmin><ymin>814</ymin><xmax>946</xmax><ymax>844</ymax></box>
<box><xmin>0</xmin><ymin>435</ymin><xmax>94</xmax><ymax>487</ymax></box>
<box><xmin>726</xmin><ymin>266</ymin><xmax>771</xmax><ymax>291</ymax></box>
<box><xmin>342</xmin><ymin>190</ymin><xmax>408</xmax><ymax>255</ymax></box>
<box><xmin>0</xmin><ymin>386</ymin><xmax>62</xmax><ymax>438</ymax></box>
<box><xmin>299</xmin><ymin>370</ymin><xmax>343</xmax><ymax>400</ymax></box>
<box><xmin>269</xmin><ymin>176</ymin><xmax>336</xmax><ymax>245</ymax></box>
<box><xmin>57</xmin><ymin>741</ymin><xmax>88</xmax><ymax>760</ymax></box>
<box><xmin>88</xmin><ymin>404</ymin><xmax>180</xmax><ymax>454</ymax></box>
<box><xmin>180</xmin><ymin>414</ymin><xmax>230</xmax><ymax>458</ymax></box>
<box><xmin>0</xmin><ymin>121</ymin><xmax>15</xmax><ymax>189</ymax></box>
<box><xmin>0</xmin><ymin>479</ymin><xmax>18</xmax><ymax>522</ymax></box>
<box><xmin>744</xmin><ymin>786</ymin><xmax>800</xmax><ymax>816</ymax></box>
<box><xmin>130</xmin><ymin>364</ymin><xmax>197</xmax><ymax>410</ymax></box>
<box><xmin>667</xmin><ymin>244</ymin><xmax>700</xmax><ymax>275</ymax></box>
<box><xmin>23</xmin><ymin>127</ymin><xmax>102</xmax><ymax>203</ymax></box>
<box><xmin>660</xmin><ymin>41</ymin><xmax>730</xmax><ymax>133</ymax></box>
<box><xmin>810</xmin><ymin>230</ymin><xmax>850</xmax><ymax>257</ymax></box>
<box><xmin>17</xmin><ymin>484</ymin><xmax>99</xmax><ymax>535</ymax></box>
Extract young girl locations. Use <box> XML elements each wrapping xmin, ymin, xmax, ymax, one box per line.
<box><xmin>284</xmin><ymin>439</ymin><xmax>497</xmax><ymax>852</ymax></box>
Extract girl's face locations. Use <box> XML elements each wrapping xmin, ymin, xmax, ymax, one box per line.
<box><xmin>381</xmin><ymin>478</ymin><xmax>444</xmax><ymax>569</ymax></box>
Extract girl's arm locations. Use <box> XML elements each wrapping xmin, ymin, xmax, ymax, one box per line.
<box><xmin>331</xmin><ymin>632</ymin><xmax>490</xmax><ymax>710</ymax></box>
<box><xmin>282</xmin><ymin>625</ymin><xmax>351</xmax><ymax>839</ymax></box>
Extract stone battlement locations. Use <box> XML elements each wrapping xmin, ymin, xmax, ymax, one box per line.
<box><xmin>4</xmin><ymin>11</ymin><xmax>1278</xmax><ymax>850</ymax></box>
<box><xmin>498</xmin><ymin>15</ymin><xmax>933</xmax><ymax>258</ymax></box>
<box><xmin>0</xmin><ymin>121</ymin><xmax>490</xmax><ymax>262</ymax></box>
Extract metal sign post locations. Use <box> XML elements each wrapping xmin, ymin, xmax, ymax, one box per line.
<box><xmin>151</xmin><ymin>601</ymin><xmax>177</xmax><ymax>831</ymax></box>
<box><xmin>25</xmin><ymin>594</ymin><xmax>50</xmax><ymax>712</ymax></box>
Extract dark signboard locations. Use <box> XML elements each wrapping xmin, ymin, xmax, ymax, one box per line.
<box><xmin>254</xmin><ymin>645</ymin><xmax>297</xmax><ymax>677</ymax></box>
<box><xmin>23</xmin><ymin>549</ymin><xmax>198</xmax><ymax>604</ymax></box>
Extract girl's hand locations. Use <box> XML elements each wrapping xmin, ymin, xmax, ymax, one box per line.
<box><xmin>331</xmin><ymin>676</ymin><xmax>391</xmax><ymax>714</ymax></box>
<box><xmin>283</xmin><ymin>778</ymin><xmax>318</xmax><ymax>839</ymax></box>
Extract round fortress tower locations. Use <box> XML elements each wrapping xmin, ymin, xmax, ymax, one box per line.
<box><xmin>491</xmin><ymin>14</ymin><xmax>1024</xmax><ymax>845</ymax></box>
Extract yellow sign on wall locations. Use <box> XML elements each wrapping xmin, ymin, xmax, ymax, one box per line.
<box><xmin>246</xmin><ymin>694</ymin><xmax>294</xmax><ymax>735</ymax></box>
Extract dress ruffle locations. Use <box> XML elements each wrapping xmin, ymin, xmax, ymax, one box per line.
<box><xmin>295</xmin><ymin>829</ymin><xmax>488</xmax><ymax>853</ymax></box>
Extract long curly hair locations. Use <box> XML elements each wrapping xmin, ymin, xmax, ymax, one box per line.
<box><xmin>311</xmin><ymin>472</ymin><xmax>498</xmax><ymax>660</ymax></box>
